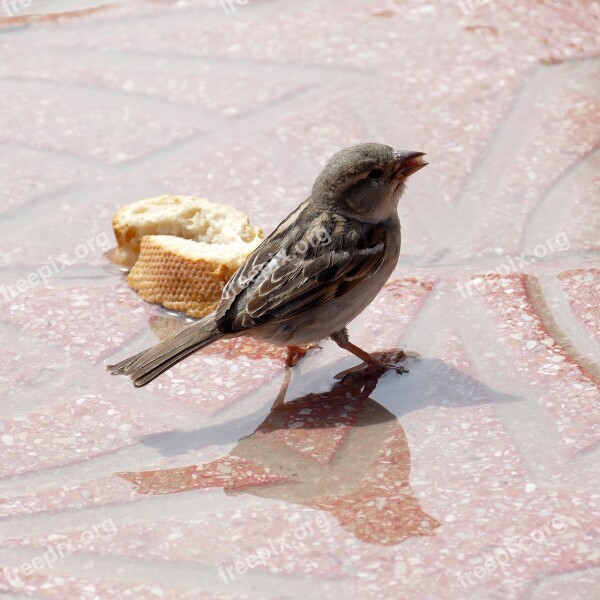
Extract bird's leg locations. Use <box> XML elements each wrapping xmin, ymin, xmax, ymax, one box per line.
<box><xmin>331</xmin><ymin>330</ymin><xmax>384</xmax><ymax>367</ymax></box>
<box><xmin>285</xmin><ymin>343</ymin><xmax>321</xmax><ymax>368</ymax></box>
<box><xmin>273</xmin><ymin>344</ymin><xmax>322</xmax><ymax>412</ymax></box>
<box><xmin>271</xmin><ymin>367</ymin><xmax>292</xmax><ymax>411</ymax></box>
<box><xmin>331</xmin><ymin>328</ymin><xmax>408</xmax><ymax>380</ymax></box>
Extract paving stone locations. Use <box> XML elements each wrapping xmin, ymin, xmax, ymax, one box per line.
<box><xmin>0</xmin><ymin>1</ymin><xmax>598</xmax><ymax>599</ymax></box>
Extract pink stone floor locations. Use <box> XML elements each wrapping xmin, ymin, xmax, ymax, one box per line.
<box><xmin>0</xmin><ymin>1</ymin><xmax>599</xmax><ymax>598</ymax></box>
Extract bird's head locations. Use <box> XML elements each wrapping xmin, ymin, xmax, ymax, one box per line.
<box><xmin>312</xmin><ymin>142</ymin><xmax>427</xmax><ymax>222</ymax></box>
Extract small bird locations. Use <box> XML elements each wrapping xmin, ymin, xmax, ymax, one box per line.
<box><xmin>108</xmin><ymin>143</ymin><xmax>427</xmax><ymax>387</ymax></box>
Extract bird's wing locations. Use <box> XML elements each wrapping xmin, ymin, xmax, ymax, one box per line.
<box><xmin>215</xmin><ymin>204</ymin><xmax>388</xmax><ymax>333</ymax></box>
<box><xmin>215</xmin><ymin>199</ymin><xmax>309</xmax><ymax>321</ymax></box>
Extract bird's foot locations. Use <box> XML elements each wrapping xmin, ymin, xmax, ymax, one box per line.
<box><xmin>334</xmin><ymin>349</ymin><xmax>416</xmax><ymax>382</ymax></box>
<box><xmin>285</xmin><ymin>343</ymin><xmax>322</xmax><ymax>368</ymax></box>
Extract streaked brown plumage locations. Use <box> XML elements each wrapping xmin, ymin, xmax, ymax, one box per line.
<box><xmin>108</xmin><ymin>143</ymin><xmax>427</xmax><ymax>387</ymax></box>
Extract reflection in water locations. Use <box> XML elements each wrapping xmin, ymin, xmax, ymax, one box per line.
<box><xmin>118</xmin><ymin>315</ymin><xmax>519</xmax><ymax>546</ymax></box>
<box><xmin>118</xmin><ymin>367</ymin><xmax>440</xmax><ymax>546</ymax></box>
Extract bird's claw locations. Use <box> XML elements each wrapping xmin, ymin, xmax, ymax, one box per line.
<box><xmin>334</xmin><ymin>349</ymin><xmax>410</xmax><ymax>382</ymax></box>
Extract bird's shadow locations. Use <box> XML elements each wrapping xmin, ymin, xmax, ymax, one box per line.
<box><xmin>138</xmin><ymin>350</ymin><xmax>520</xmax><ymax>456</ymax></box>
<box><xmin>118</xmin><ymin>335</ymin><xmax>522</xmax><ymax>546</ymax></box>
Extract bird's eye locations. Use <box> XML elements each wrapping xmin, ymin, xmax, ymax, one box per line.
<box><xmin>368</xmin><ymin>168</ymin><xmax>384</xmax><ymax>180</ymax></box>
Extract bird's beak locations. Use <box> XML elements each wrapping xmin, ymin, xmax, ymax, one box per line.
<box><xmin>394</xmin><ymin>151</ymin><xmax>428</xmax><ymax>178</ymax></box>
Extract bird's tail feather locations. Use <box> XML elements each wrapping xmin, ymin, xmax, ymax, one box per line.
<box><xmin>107</xmin><ymin>317</ymin><xmax>222</xmax><ymax>387</ymax></box>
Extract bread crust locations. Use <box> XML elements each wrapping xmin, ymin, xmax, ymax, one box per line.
<box><xmin>127</xmin><ymin>236</ymin><xmax>237</xmax><ymax>318</ymax></box>
<box><xmin>112</xmin><ymin>196</ymin><xmax>263</xmax><ymax>318</ymax></box>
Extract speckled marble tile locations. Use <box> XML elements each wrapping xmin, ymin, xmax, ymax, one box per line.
<box><xmin>558</xmin><ymin>269</ymin><xmax>600</xmax><ymax>344</ymax></box>
<box><xmin>0</xmin><ymin>1</ymin><xmax>598</xmax><ymax>599</ymax></box>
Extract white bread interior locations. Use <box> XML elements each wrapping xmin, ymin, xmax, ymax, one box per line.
<box><xmin>113</xmin><ymin>195</ymin><xmax>262</xmax><ymax>269</ymax></box>
<box><xmin>112</xmin><ymin>196</ymin><xmax>263</xmax><ymax>318</ymax></box>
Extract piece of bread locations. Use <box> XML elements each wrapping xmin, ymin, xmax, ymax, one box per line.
<box><xmin>112</xmin><ymin>196</ymin><xmax>263</xmax><ymax>318</ymax></box>
<box><xmin>113</xmin><ymin>195</ymin><xmax>262</xmax><ymax>268</ymax></box>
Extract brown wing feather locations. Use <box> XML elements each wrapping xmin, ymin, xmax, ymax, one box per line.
<box><xmin>215</xmin><ymin>199</ymin><xmax>310</xmax><ymax>322</ymax></box>
<box><xmin>215</xmin><ymin>203</ymin><xmax>388</xmax><ymax>333</ymax></box>
<box><xmin>247</xmin><ymin>245</ymin><xmax>385</xmax><ymax>320</ymax></box>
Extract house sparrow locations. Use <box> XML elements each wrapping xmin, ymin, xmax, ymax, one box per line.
<box><xmin>108</xmin><ymin>142</ymin><xmax>427</xmax><ymax>387</ymax></box>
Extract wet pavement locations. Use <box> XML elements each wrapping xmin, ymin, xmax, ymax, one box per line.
<box><xmin>0</xmin><ymin>0</ymin><xmax>599</xmax><ymax>598</ymax></box>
